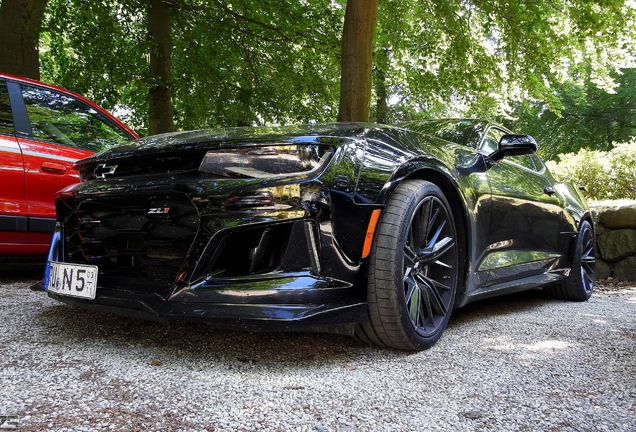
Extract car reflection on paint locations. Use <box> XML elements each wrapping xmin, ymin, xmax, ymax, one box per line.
<box><xmin>247</xmin><ymin>147</ymin><xmax>278</xmax><ymax>155</ymax></box>
<box><xmin>36</xmin><ymin>120</ymin><xmax>596</xmax><ymax>351</ymax></box>
<box><xmin>224</xmin><ymin>191</ymin><xmax>275</xmax><ymax>208</ymax></box>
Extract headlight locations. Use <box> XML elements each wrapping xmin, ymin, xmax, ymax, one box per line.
<box><xmin>199</xmin><ymin>144</ymin><xmax>333</xmax><ymax>178</ymax></box>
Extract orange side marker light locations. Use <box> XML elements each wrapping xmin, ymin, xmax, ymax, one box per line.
<box><xmin>362</xmin><ymin>209</ymin><xmax>382</xmax><ymax>259</ymax></box>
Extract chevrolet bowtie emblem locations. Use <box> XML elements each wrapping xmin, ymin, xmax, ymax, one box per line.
<box><xmin>95</xmin><ymin>164</ymin><xmax>118</xmax><ymax>179</ymax></box>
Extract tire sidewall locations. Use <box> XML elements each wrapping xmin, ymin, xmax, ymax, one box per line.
<box><xmin>376</xmin><ymin>181</ymin><xmax>459</xmax><ymax>349</ymax></box>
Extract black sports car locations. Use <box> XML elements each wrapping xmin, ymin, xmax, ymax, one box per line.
<box><xmin>36</xmin><ymin>120</ymin><xmax>596</xmax><ymax>350</ymax></box>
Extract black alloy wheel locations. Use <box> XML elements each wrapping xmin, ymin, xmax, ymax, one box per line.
<box><xmin>355</xmin><ymin>180</ymin><xmax>460</xmax><ymax>350</ymax></box>
<box><xmin>545</xmin><ymin>219</ymin><xmax>596</xmax><ymax>301</ymax></box>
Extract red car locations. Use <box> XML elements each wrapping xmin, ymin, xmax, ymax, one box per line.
<box><xmin>0</xmin><ymin>73</ymin><xmax>138</xmax><ymax>259</ymax></box>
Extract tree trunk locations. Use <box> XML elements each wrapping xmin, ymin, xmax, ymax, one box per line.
<box><xmin>0</xmin><ymin>0</ymin><xmax>48</xmax><ymax>80</ymax></box>
<box><xmin>337</xmin><ymin>0</ymin><xmax>378</xmax><ymax>122</ymax></box>
<box><xmin>236</xmin><ymin>86</ymin><xmax>253</xmax><ymax>127</ymax></box>
<box><xmin>148</xmin><ymin>0</ymin><xmax>175</xmax><ymax>135</ymax></box>
<box><xmin>374</xmin><ymin>48</ymin><xmax>389</xmax><ymax>124</ymax></box>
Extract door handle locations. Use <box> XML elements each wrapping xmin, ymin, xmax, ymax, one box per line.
<box><xmin>543</xmin><ymin>186</ymin><xmax>556</xmax><ymax>196</ymax></box>
<box><xmin>41</xmin><ymin>162</ymin><xmax>67</xmax><ymax>174</ymax></box>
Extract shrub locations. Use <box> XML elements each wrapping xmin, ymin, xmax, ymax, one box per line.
<box><xmin>546</xmin><ymin>141</ymin><xmax>636</xmax><ymax>200</ymax></box>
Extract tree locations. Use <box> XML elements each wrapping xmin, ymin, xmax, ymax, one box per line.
<box><xmin>40</xmin><ymin>0</ymin><xmax>342</xmax><ymax>134</ymax></box>
<box><xmin>337</xmin><ymin>0</ymin><xmax>378</xmax><ymax>122</ymax></box>
<box><xmin>370</xmin><ymin>0</ymin><xmax>636</xmax><ymax>123</ymax></box>
<box><xmin>0</xmin><ymin>0</ymin><xmax>48</xmax><ymax>79</ymax></box>
<box><xmin>148</xmin><ymin>0</ymin><xmax>175</xmax><ymax>134</ymax></box>
<box><xmin>508</xmin><ymin>68</ymin><xmax>636</xmax><ymax>160</ymax></box>
<box><xmin>36</xmin><ymin>0</ymin><xmax>636</xmax><ymax>140</ymax></box>
<box><xmin>168</xmin><ymin>0</ymin><xmax>342</xmax><ymax>130</ymax></box>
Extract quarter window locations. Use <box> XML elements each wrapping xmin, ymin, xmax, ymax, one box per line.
<box><xmin>20</xmin><ymin>84</ymin><xmax>130</xmax><ymax>151</ymax></box>
<box><xmin>0</xmin><ymin>81</ymin><xmax>13</xmax><ymax>135</ymax></box>
<box><xmin>481</xmin><ymin>128</ymin><xmax>505</xmax><ymax>154</ymax></box>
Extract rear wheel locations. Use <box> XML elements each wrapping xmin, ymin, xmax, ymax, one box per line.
<box><xmin>354</xmin><ymin>180</ymin><xmax>460</xmax><ymax>350</ymax></box>
<box><xmin>545</xmin><ymin>219</ymin><xmax>596</xmax><ymax>301</ymax></box>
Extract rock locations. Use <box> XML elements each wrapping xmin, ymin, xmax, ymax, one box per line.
<box><xmin>594</xmin><ymin>223</ymin><xmax>609</xmax><ymax>236</ymax></box>
<box><xmin>598</xmin><ymin>206</ymin><xmax>636</xmax><ymax>229</ymax></box>
<box><xmin>595</xmin><ymin>259</ymin><xmax>612</xmax><ymax>280</ymax></box>
<box><xmin>613</xmin><ymin>257</ymin><xmax>636</xmax><ymax>281</ymax></box>
<box><xmin>596</xmin><ymin>229</ymin><xmax>636</xmax><ymax>262</ymax></box>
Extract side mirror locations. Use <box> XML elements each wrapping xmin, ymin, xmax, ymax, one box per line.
<box><xmin>456</xmin><ymin>134</ymin><xmax>539</xmax><ymax>175</ymax></box>
<box><xmin>490</xmin><ymin>134</ymin><xmax>538</xmax><ymax>162</ymax></box>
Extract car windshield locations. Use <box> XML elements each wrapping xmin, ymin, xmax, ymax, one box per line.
<box><xmin>403</xmin><ymin>119</ymin><xmax>485</xmax><ymax>149</ymax></box>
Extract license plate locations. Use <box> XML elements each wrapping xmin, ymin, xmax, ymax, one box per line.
<box><xmin>46</xmin><ymin>261</ymin><xmax>98</xmax><ymax>300</ymax></box>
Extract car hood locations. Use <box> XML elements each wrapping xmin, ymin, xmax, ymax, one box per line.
<box><xmin>79</xmin><ymin>123</ymin><xmax>385</xmax><ymax>164</ymax></box>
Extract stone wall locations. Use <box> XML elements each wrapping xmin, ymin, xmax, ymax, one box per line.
<box><xmin>590</xmin><ymin>200</ymin><xmax>636</xmax><ymax>281</ymax></box>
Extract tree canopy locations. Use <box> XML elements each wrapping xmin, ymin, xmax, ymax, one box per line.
<box><xmin>509</xmin><ymin>67</ymin><xmax>636</xmax><ymax>160</ymax></box>
<box><xmin>0</xmin><ymin>0</ymin><xmax>634</xmax><ymax>151</ymax></box>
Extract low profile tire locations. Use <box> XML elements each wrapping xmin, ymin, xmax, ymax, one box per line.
<box><xmin>545</xmin><ymin>220</ymin><xmax>596</xmax><ymax>301</ymax></box>
<box><xmin>354</xmin><ymin>180</ymin><xmax>460</xmax><ymax>351</ymax></box>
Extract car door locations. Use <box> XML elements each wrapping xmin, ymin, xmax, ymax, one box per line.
<box><xmin>479</xmin><ymin>127</ymin><xmax>564</xmax><ymax>286</ymax></box>
<box><xmin>0</xmin><ymin>79</ymin><xmax>28</xmax><ymax>248</ymax></box>
<box><xmin>5</xmin><ymin>79</ymin><xmax>136</xmax><ymax>254</ymax></box>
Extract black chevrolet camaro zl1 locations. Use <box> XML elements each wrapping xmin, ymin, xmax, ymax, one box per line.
<box><xmin>35</xmin><ymin>119</ymin><xmax>596</xmax><ymax>350</ymax></box>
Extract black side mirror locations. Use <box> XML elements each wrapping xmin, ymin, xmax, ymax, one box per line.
<box><xmin>490</xmin><ymin>134</ymin><xmax>538</xmax><ymax>162</ymax></box>
<box><xmin>456</xmin><ymin>134</ymin><xmax>538</xmax><ymax>175</ymax></box>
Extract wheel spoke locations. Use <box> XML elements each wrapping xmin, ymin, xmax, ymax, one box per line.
<box><xmin>411</xmin><ymin>199</ymin><xmax>430</xmax><ymax>251</ymax></box>
<box><xmin>582</xmin><ymin>268</ymin><xmax>594</xmax><ymax>286</ymax></box>
<box><xmin>419</xmin><ymin>283</ymin><xmax>435</xmax><ymax>328</ymax></box>
<box><xmin>404</xmin><ymin>245</ymin><xmax>417</xmax><ymax>268</ymax></box>
<box><xmin>417</xmin><ymin>236</ymin><xmax>455</xmax><ymax>266</ymax></box>
<box><xmin>419</xmin><ymin>273</ymin><xmax>452</xmax><ymax>292</ymax></box>
<box><xmin>417</xmin><ymin>274</ymin><xmax>449</xmax><ymax>314</ymax></box>
<box><xmin>406</xmin><ymin>279</ymin><xmax>420</xmax><ymax>323</ymax></box>
<box><xmin>419</xmin><ymin>206</ymin><xmax>439</xmax><ymax>250</ymax></box>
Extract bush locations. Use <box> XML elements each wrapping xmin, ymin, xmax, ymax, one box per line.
<box><xmin>546</xmin><ymin>141</ymin><xmax>636</xmax><ymax>200</ymax></box>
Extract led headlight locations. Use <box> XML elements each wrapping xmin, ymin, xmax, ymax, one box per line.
<box><xmin>199</xmin><ymin>144</ymin><xmax>332</xmax><ymax>178</ymax></box>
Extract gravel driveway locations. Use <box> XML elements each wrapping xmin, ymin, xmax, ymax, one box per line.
<box><xmin>1</xmin><ymin>270</ymin><xmax>634</xmax><ymax>432</ymax></box>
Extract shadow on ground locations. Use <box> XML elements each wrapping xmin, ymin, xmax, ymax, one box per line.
<box><xmin>0</xmin><ymin>261</ymin><xmax>45</xmax><ymax>280</ymax></box>
<box><xmin>31</xmin><ymin>288</ymin><xmax>559</xmax><ymax>366</ymax></box>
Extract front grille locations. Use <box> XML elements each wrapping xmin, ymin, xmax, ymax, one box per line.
<box><xmin>79</xmin><ymin>150</ymin><xmax>207</xmax><ymax>180</ymax></box>
<box><xmin>58</xmin><ymin>193</ymin><xmax>200</xmax><ymax>285</ymax></box>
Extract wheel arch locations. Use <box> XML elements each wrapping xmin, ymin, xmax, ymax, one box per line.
<box><xmin>565</xmin><ymin>211</ymin><xmax>596</xmax><ymax>269</ymax></box>
<box><xmin>378</xmin><ymin>163</ymin><xmax>472</xmax><ymax>306</ymax></box>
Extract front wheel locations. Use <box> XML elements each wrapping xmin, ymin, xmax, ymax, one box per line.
<box><xmin>545</xmin><ymin>219</ymin><xmax>596</xmax><ymax>301</ymax></box>
<box><xmin>354</xmin><ymin>180</ymin><xmax>461</xmax><ymax>351</ymax></box>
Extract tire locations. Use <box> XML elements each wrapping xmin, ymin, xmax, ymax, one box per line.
<box><xmin>545</xmin><ymin>219</ymin><xmax>596</xmax><ymax>301</ymax></box>
<box><xmin>354</xmin><ymin>180</ymin><xmax>460</xmax><ymax>351</ymax></box>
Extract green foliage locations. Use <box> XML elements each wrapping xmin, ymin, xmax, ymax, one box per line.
<box><xmin>373</xmin><ymin>0</ymin><xmax>636</xmax><ymax>123</ymax></box>
<box><xmin>546</xmin><ymin>142</ymin><xmax>636</xmax><ymax>200</ymax></box>
<box><xmin>40</xmin><ymin>0</ymin><xmax>343</xmax><ymax>134</ymax></box>
<box><xmin>507</xmin><ymin>68</ymin><xmax>636</xmax><ymax>161</ymax></box>
<box><xmin>40</xmin><ymin>0</ymin><xmax>149</xmax><ymax>130</ymax></box>
<box><xmin>36</xmin><ymin>0</ymin><xmax>636</xmax><ymax>137</ymax></box>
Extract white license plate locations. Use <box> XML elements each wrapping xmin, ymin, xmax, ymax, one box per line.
<box><xmin>46</xmin><ymin>261</ymin><xmax>98</xmax><ymax>300</ymax></box>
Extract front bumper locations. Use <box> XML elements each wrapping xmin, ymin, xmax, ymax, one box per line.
<box><xmin>41</xmin><ymin>182</ymin><xmax>370</xmax><ymax>329</ymax></box>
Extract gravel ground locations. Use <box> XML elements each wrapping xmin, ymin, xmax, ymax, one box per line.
<box><xmin>0</xmin><ymin>270</ymin><xmax>634</xmax><ymax>432</ymax></box>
